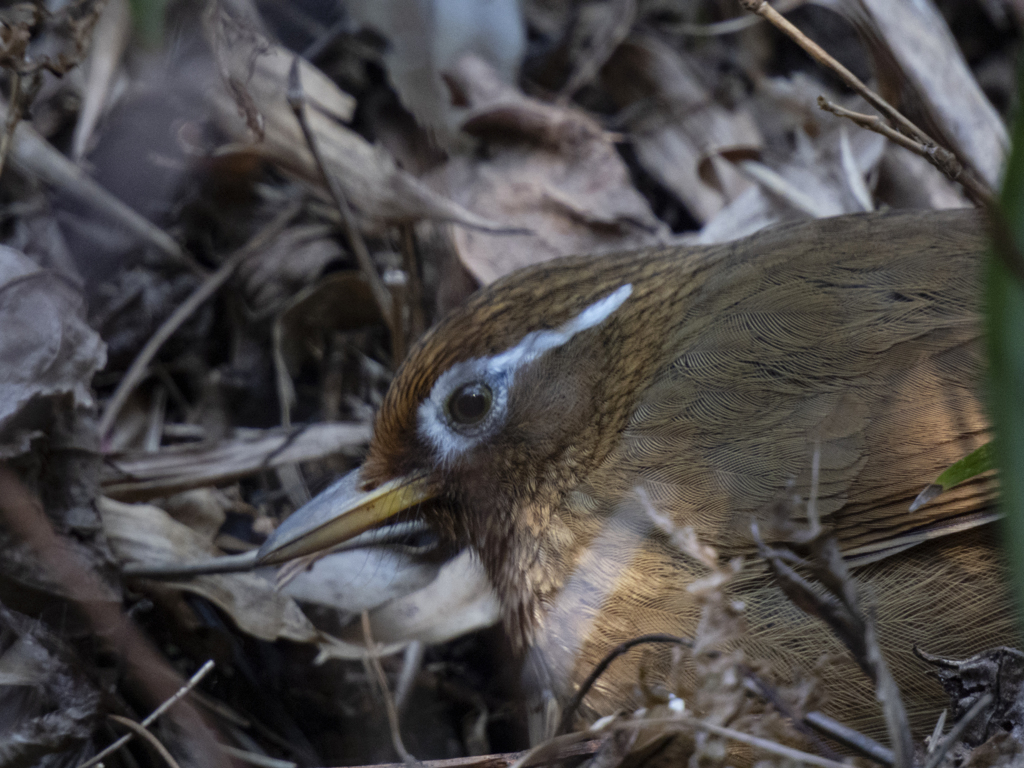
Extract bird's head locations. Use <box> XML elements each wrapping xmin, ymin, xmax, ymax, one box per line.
<box><xmin>258</xmin><ymin>252</ymin><xmax>678</xmax><ymax>644</ymax></box>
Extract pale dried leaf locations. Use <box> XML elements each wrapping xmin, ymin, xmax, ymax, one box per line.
<box><xmin>70</xmin><ymin>0</ymin><xmax>129</xmax><ymax>161</ymax></box>
<box><xmin>208</xmin><ymin>14</ymin><xmax>355</xmax><ymax>134</ymax></box>
<box><xmin>284</xmin><ymin>545</ymin><xmax>497</xmax><ymax>658</ymax></box>
<box><xmin>98</xmin><ymin>496</ymin><xmax>355</xmax><ymax>655</ymax></box>
<box><xmin>427</xmin><ymin>55</ymin><xmax>667</xmax><ymax>284</ymax></box>
<box><xmin>160</xmin><ymin>489</ymin><xmax>230</xmax><ymax>542</ymax></box>
<box><xmin>207</xmin><ymin>14</ymin><xmax>510</xmax><ymax>230</ymax></box>
<box><xmin>281</xmin><ymin>546</ymin><xmax>443</xmax><ymax>618</ymax></box>
<box><xmin>349</xmin><ymin>0</ymin><xmax>525</xmax><ymax>142</ymax></box>
<box><xmin>695</xmin><ymin>76</ymin><xmax>888</xmax><ymax>244</ymax></box>
<box><xmin>0</xmin><ymin>246</ymin><xmax>106</xmax><ymax>454</ymax></box>
<box><xmin>101</xmin><ymin>423</ymin><xmax>371</xmax><ymax>501</ymax></box>
<box><xmin>692</xmin><ymin>184</ymin><xmax>788</xmax><ymax>245</ymax></box>
<box><xmin>358</xmin><ymin>549</ymin><xmax>500</xmax><ymax>645</ymax></box>
<box><xmin>604</xmin><ymin>36</ymin><xmax>760</xmax><ymax>224</ymax></box>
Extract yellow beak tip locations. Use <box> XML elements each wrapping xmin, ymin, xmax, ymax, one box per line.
<box><xmin>256</xmin><ymin>468</ymin><xmax>436</xmax><ymax>565</ymax></box>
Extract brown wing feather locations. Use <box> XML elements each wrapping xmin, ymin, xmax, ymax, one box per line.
<box><xmin>609</xmin><ymin>208</ymin><xmax>991</xmax><ymax>554</ymax></box>
<box><xmin>527</xmin><ymin>209</ymin><xmax>1013</xmax><ymax>740</ymax></box>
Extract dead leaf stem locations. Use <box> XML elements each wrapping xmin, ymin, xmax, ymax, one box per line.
<box><xmin>103</xmin><ymin>716</ymin><xmax>185</xmax><ymax>768</ymax></box>
<box><xmin>800</xmin><ymin>710</ymin><xmax>893</xmax><ymax>765</ymax></box>
<box><xmin>611</xmin><ymin>715</ymin><xmax>851</xmax><ymax>768</ymax></box>
<box><xmin>361</xmin><ymin>611</ymin><xmax>417</xmax><ymax>764</ymax></box>
<box><xmin>557</xmin><ymin>633</ymin><xmax>694</xmax><ymax>736</ymax></box>
<box><xmin>98</xmin><ymin>201</ymin><xmax>302</xmax><ymax>442</ymax></box>
<box><xmin>81</xmin><ymin>658</ymin><xmax>215</xmax><ymax>768</ymax></box>
<box><xmin>0</xmin><ymin>463</ymin><xmax>228</xmax><ymax>768</ymax></box>
<box><xmin>738</xmin><ymin>0</ymin><xmax>993</xmax><ymax>206</ymax></box>
<box><xmin>921</xmin><ymin>692</ymin><xmax>994</xmax><ymax>768</ymax></box>
<box><xmin>287</xmin><ymin>56</ymin><xmax>397</xmax><ymax>341</ymax></box>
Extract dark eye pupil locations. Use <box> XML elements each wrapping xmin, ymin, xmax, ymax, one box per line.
<box><xmin>449</xmin><ymin>383</ymin><xmax>492</xmax><ymax>425</ymax></box>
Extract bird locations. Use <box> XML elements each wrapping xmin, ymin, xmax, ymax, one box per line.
<box><xmin>258</xmin><ymin>208</ymin><xmax>1016</xmax><ymax>748</ymax></box>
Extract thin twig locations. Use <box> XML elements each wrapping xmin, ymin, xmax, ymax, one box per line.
<box><xmin>361</xmin><ymin>611</ymin><xmax>417</xmax><ymax>764</ymax></box>
<box><xmin>557</xmin><ymin>633</ymin><xmax>693</xmax><ymax>735</ymax></box>
<box><xmin>802</xmin><ymin>711</ymin><xmax>892</xmax><ymax>766</ymax></box>
<box><xmin>755</xmin><ymin>531</ymin><xmax>915</xmax><ymax>767</ymax></box>
<box><xmin>739</xmin><ymin>0</ymin><xmax>932</xmax><ymax>144</ymax></box>
<box><xmin>660</xmin><ymin>0</ymin><xmax>806</xmax><ymax>36</ymax></box>
<box><xmin>300</xmin><ymin>15</ymin><xmax>350</xmax><ymax>62</ymax></box>
<box><xmin>98</xmin><ymin>201</ymin><xmax>302</xmax><ymax>441</ymax></box>
<box><xmin>122</xmin><ymin>551</ymin><xmax>259</xmax><ymax>578</ymax></box>
<box><xmin>145</xmin><ymin>660</ymin><xmax>217</xmax><ymax>720</ymax></box>
<box><xmin>219</xmin><ymin>744</ymin><xmax>298</xmax><ymax>768</ymax></box>
<box><xmin>507</xmin><ymin>731</ymin><xmax>601</xmax><ymax>768</ymax></box>
<box><xmin>739</xmin><ymin>0</ymin><xmax>993</xmax><ymax>206</ymax></box>
<box><xmin>357</xmin><ymin>740</ymin><xmax>602</xmax><ymax>768</ymax></box>
<box><xmin>77</xmin><ymin>660</ymin><xmax>216</xmax><ymax>768</ymax></box>
<box><xmin>272</xmin><ymin>312</ymin><xmax>297</xmax><ymax>428</ymax></box>
<box><xmin>3</xmin><ymin>98</ymin><xmax>201</xmax><ymax>272</ymax></box>
<box><xmin>922</xmin><ymin>693</ymin><xmax>994</xmax><ymax>768</ymax></box>
<box><xmin>287</xmin><ymin>56</ymin><xmax>395</xmax><ymax>335</ymax></box>
<box><xmin>807</xmin><ymin>441</ymin><xmax>821</xmax><ymax>532</ymax></box>
<box><xmin>740</xmin><ymin>674</ymin><xmax>844</xmax><ymax>763</ymax></box>
<box><xmin>838</xmin><ymin>126</ymin><xmax>874</xmax><ymax>212</ymax></box>
<box><xmin>817</xmin><ymin>97</ymin><xmax>991</xmax><ymax>205</ymax></box>
<box><xmin>0</xmin><ymin>70</ymin><xmax>34</xmax><ymax>178</ymax></box>
<box><xmin>817</xmin><ymin>99</ymin><xmax>931</xmax><ymax>158</ymax></box>
<box><xmin>401</xmin><ymin>224</ymin><xmax>426</xmax><ymax>341</ymax></box>
<box><xmin>394</xmin><ymin>640</ymin><xmax>426</xmax><ymax>714</ymax></box>
<box><xmin>611</xmin><ymin>715</ymin><xmax>851</xmax><ymax>768</ymax></box>
<box><xmin>72</xmin><ymin>0</ymin><xmax>131</xmax><ymax>161</ymax></box>
<box><xmin>106</xmin><ymin>715</ymin><xmax>184</xmax><ymax>768</ymax></box>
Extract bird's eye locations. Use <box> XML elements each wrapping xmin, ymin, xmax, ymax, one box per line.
<box><xmin>447</xmin><ymin>382</ymin><xmax>493</xmax><ymax>426</ymax></box>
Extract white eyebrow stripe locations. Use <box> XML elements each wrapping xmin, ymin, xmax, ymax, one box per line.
<box><xmin>417</xmin><ymin>284</ymin><xmax>633</xmax><ymax>466</ymax></box>
<box><xmin>486</xmin><ymin>283</ymin><xmax>633</xmax><ymax>373</ymax></box>
<box><xmin>570</xmin><ymin>283</ymin><xmax>633</xmax><ymax>332</ymax></box>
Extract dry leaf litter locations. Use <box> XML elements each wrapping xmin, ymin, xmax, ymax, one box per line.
<box><xmin>0</xmin><ymin>1</ymin><xmax>1020</xmax><ymax>767</ymax></box>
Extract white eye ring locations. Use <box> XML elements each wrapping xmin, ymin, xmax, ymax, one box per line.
<box><xmin>416</xmin><ymin>284</ymin><xmax>633</xmax><ymax>466</ymax></box>
<box><xmin>419</xmin><ymin>365</ymin><xmax>509</xmax><ymax>466</ymax></box>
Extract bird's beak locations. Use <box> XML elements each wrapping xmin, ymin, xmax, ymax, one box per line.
<box><xmin>256</xmin><ymin>468</ymin><xmax>436</xmax><ymax>565</ymax></box>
